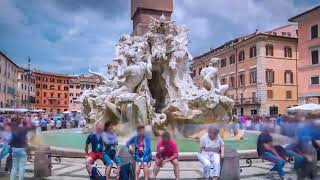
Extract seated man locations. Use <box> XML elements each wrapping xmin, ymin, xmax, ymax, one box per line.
<box><xmin>0</xmin><ymin>122</ymin><xmax>12</xmax><ymax>160</ymax></box>
<box><xmin>84</xmin><ymin>121</ymin><xmax>104</xmax><ymax>179</ymax></box>
<box><xmin>126</xmin><ymin>125</ymin><xmax>152</xmax><ymax>180</ymax></box>
<box><xmin>197</xmin><ymin>126</ymin><xmax>224</xmax><ymax>180</ymax></box>
<box><xmin>257</xmin><ymin>128</ymin><xmax>305</xmax><ymax>180</ymax></box>
<box><xmin>102</xmin><ymin>121</ymin><xmax>121</xmax><ymax>180</ymax></box>
<box><xmin>153</xmin><ymin>131</ymin><xmax>180</xmax><ymax>180</ymax></box>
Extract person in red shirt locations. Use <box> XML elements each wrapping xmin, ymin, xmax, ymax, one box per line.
<box><xmin>152</xmin><ymin>131</ymin><xmax>180</xmax><ymax>179</ymax></box>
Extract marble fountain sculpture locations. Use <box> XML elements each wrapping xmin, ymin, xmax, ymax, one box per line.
<box><xmin>81</xmin><ymin>15</ymin><xmax>234</xmax><ymax>135</ymax></box>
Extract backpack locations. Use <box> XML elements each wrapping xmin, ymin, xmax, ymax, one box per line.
<box><xmin>119</xmin><ymin>163</ymin><xmax>134</xmax><ymax>180</ymax></box>
<box><xmin>91</xmin><ymin>167</ymin><xmax>105</xmax><ymax>180</ymax></box>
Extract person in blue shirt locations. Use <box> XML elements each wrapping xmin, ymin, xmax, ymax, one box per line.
<box><xmin>102</xmin><ymin>121</ymin><xmax>121</xmax><ymax>180</ymax></box>
<box><xmin>85</xmin><ymin>121</ymin><xmax>104</xmax><ymax>179</ymax></box>
<box><xmin>126</xmin><ymin>125</ymin><xmax>152</xmax><ymax>180</ymax></box>
<box><xmin>276</xmin><ymin>114</ymin><xmax>284</xmax><ymax>126</ymax></box>
<box><xmin>40</xmin><ymin>117</ymin><xmax>47</xmax><ymax>131</ymax></box>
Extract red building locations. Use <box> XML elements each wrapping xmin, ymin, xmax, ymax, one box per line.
<box><xmin>34</xmin><ymin>70</ymin><xmax>71</xmax><ymax>114</ymax></box>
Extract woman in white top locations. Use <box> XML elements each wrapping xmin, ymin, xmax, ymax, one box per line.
<box><xmin>197</xmin><ymin>126</ymin><xmax>224</xmax><ymax>180</ymax></box>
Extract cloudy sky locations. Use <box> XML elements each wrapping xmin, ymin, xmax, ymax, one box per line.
<box><xmin>0</xmin><ymin>0</ymin><xmax>318</xmax><ymax>74</ymax></box>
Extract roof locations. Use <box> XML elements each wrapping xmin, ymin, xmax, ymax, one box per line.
<box><xmin>33</xmin><ymin>69</ymin><xmax>72</xmax><ymax>78</ymax></box>
<box><xmin>0</xmin><ymin>51</ymin><xmax>19</xmax><ymax>68</ymax></box>
<box><xmin>289</xmin><ymin>5</ymin><xmax>320</xmax><ymax>22</ymax></box>
<box><xmin>265</xmin><ymin>24</ymin><xmax>297</xmax><ymax>33</ymax></box>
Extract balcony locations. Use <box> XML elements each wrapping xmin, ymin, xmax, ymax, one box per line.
<box><xmin>234</xmin><ymin>97</ymin><xmax>260</xmax><ymax>106</ymax></box>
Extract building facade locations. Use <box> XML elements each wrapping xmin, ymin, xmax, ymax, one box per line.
<box><xmin>193</xmin><ymin>26</ymin><xmax>299</xmax><ymax>116</ymax></box>
<box><xmin>289</xmin><ymin>5</ymin><xmax>320</xmax><ymax>104</ymax></box>
<box><xmin>17</xmin><ymin>67</ymin><xmax>36</xmax><ymax>109</ymax></box>
<box><xmin>34</xmin><ymin>71</ymin><xmax>71</xmax><ymax>114</ymax></box>
<box><xmin>69</xmin><ymin>74</ymin><xmax>101</xmax><ymax>111</ymax></box>
<box><xmin>0</xmin><ymin>52</ymin><xmax>19</xmax><ymax>108</ymax></box>
<box><xmin>131</xmin><ymin>0</ymin><xmax>173</xmax><ymax>36</ymax></box>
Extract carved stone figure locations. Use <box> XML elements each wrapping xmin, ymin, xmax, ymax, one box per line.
<box><xmin>81</xmin><ymin>15</ymin><xmax>234</xmax><ymax>135</ymax></box>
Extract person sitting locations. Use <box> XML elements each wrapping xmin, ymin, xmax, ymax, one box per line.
<box><xmin>102</xmin><ymin>121</ymin><xmax>121</xmax><ymax>180</ymax></box>
<box><xmin>85</xmin><ymin>121</ymin><xmax>104</xmax><ymax>180</ymax></box>
<box><xmin>257</xmin><ymin>128</ymin><xmax>305</xmax><ymax>180</ymax></box>
<box><xmin>0</xmin><ymin>122</ymin><xmax>12</xmax><ymax>160</ymax></box>
<box><xmin>152</xmin><ymin>131</ymin><xmax>180</xmax><ymax>180</ymax></box>
<box><xmin>126</xmin><ymin>125</ymin><xmax>152</xmax><ymax>180</ymax></box>
<box><xmin>197</xmin><ymin>125</ymin><xmax>224</xmax><ymax>180</ymax></box>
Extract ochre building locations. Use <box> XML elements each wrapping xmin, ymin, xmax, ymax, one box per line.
<box><xmin>289</xmin><ymin>5</ymin><xmax>320</xmax><ymax>104</ymax></box>
<box><xmin>193</xmin><ymin>25</ymin><xmax>299</xmax><ymax>116</ymax></box>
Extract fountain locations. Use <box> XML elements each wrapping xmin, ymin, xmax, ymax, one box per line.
<box><xmin>80</xmin><ymin>15</ymin><xmax>234</xmax><ymax>136</ymax></box>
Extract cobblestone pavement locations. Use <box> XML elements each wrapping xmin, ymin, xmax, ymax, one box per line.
<box><xmin>1</xmin><ymin>158</ymin><xmax>319</xmax><ymax>179</ymax></box>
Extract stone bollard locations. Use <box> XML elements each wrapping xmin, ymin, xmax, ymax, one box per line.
<box><xmin>34</xmin><ymin>146</ymin><xmax>52</xmax><ymax>178</ymax></box>
<box><xmin>220</xmin><ymin>147</ymin><xmax>240</xmax><ymax>180</ymax></box>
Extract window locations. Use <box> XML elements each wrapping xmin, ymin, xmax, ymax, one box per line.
<box><xmin>76</xmin><ymin>85</ymin><xmax>80</xmax><ymax>89</ymax></box>
<box><xmin>239</xmin><ymin>73</ymin><xmax>245</xmax><ymax>87</ymax></box>
<box><xmin>284</xmin><ymin>70</ymin><xmax>293</xmax><ymax>84</ymax></box>
<box><xmin>273</xmin><ymin>32</ymin><xmax>277</xmax><ymax>36</ymax></box>
<box><xmin>282</xmin><ymin>32</ymin><xmax>286</xmax><ymax>36</ymax></box>
<box><xmin>70</xmin><ymin>100</ymin><xmax>73</xmax><ymax>103</ymax></box>
<box><xmin>70</xmin><ymin>93</ymin><xmax>73</xmax><ymax>96</ymax></box>
<box><xmin>58</xmin><ymin>101</ymin><xmax>60</xmax><ymax>105</ymax></box>
<box><xmin>286</xmin><ymin>91</ymin><xmax>292</xmax><ymax>99</ymax></box>
<box><xmin>311</xmin><ymin>24</ymin><xmax>319</xmax><ymax>39</ymax></box>
<box><xmin>267</xmin><ymin>90</ymin><xmax>273</xmax><ymax>99</ymax></box>
<box><xmin>221</xmin><ymin>78</ymin><xmax>226</xmax><ymax>85</ymax></box>
<box><xmin>50</xmin><ymin>78</ymin><xmax>55</xmax><ymax>83</ymax></box>
<box><xmin>64</xmin><ymin>101</ymin><xmax>68</xmax><ymax>105</ymax></box>
<box><xmin>57</xmin><ymin>79</ymin><xmax>62</xmax><ymax>83</ymax></box>
<box><xmin>266</xmin><ymin>44</ymin><xmax>274</xmax><ymax>56</ymax></box>
<box><xmin>43</xmin><ymin>92</ymin><xmax>47</xmax><ymax>97</ymax></box>
<box><xmin>70</xmin><ymin>85</ymin><xmax>74</xmax><ymax>89</ymax></box>
<box><xmin>50</xmin><ymin>85</ymin><xmax>55</xmax><ymax>90</ymax></box>
<box><xmin>249</xmin><ymin>46</ymin><xmax>256</xmax><ymax>58</ymax></box>
<box><xmin>43</xmin><ymin>84</ymin><xmax>48</xmax><ymax>89</ymax></box>
<box><xmin>36</xmin><ymin>100</ymin><xmax>39</xmax><ymax>104</ymax></box>
<box><xmin>229</xmin><ymin>54</ymin><xmax>235</xmax><ymax>64</ymax></box>
<box><xmin>58</xmin><ymin>85</ymin><xmax>61</xmax><ymax>90</ymax></box>
<box><xmin>238</xmin><ymin>51</ymin><xmax>245</xmax><ymax>62</ymax></box>
<box><xmin>284</xmin><ymin>46</ymin><xmax>292</xmax><ymax>58</ymax></box>
<box><xmin>230</xmin><ymin>76</ymin><xmax>235</xmax><ymax>88</ymax></box>
<box><xmin>43</xmin><ymin>100</ymin><xmax>46</xmax><ymax>104</ymax></box>
<box><xmin>266</xmin><ymin>69</ymin><xmax>274</xmax><ymax>83</ymax></box>
<box><xmin>220</xmin><ymin>58</ymin><xmax>227</xmax><ymax>68</ymax></box>
<box><xmin>64</xmin><ymin>93</ymin><xmax>68</xmax><ymax>98</ymax></box>
<box><xmin>199</xmin><ymin>67</ymin><xmax>202</xmax><ymax>75</ymax></box>
<box><xmin>64</xmin><ymin>86</ymin><xmax>69</xmax><ymax>91</ymax></box>
<box><xmin>36</xmin><ymin>84</ymin><xmax>40</xmax><ymax>88</ymax></box>
<box><xmin>250</xmin><ymin>69</ymin><xmax>257</xmax><ymax>84</ymax></box>
<box><xmin>311</xmin><ymin>49</ymin><xmax>319</xmax><ymax>65</ymax></box>
<box><xmin>37</xmin><ymin>91</ymin><xmax>40</xmax><ymax>96</ymax></box>
<box><xmin>50</xmin><ymin>93</ymin><xmax>54</xmax><ymax>97</ymax></box>
<box><xmin>57</xmin><ymin>93</ymin><xmax>61</xmax><ymax>98</ymax></box>
<box><xmin>287</xmin><ymin>32</ymin><xmax>291</xmax><ymax>37</ymax></box>
<box><xmin>311</xmin><ymin>76</ymin><xmax>319</xmax><ymax>85</ymax></box>
<box><xmin>252</xmin><ymin>92</ymin><xmax>257</xmax><ymax>103</ymax></box>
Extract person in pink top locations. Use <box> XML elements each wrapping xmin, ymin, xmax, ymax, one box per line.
<box><xmin>152</xmin><ymin>131</ymin><xmax>180</xmax><ymax>179</ymax></box>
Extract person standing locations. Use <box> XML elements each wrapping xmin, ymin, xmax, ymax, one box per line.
<box><xmin>102</xmin><ymin>121</ymin><xmax>121</xmax><ymax>180</ymax></box>
<box><xmin>40</xmin><ymin>117</ymin><xmax>47</xmax><ymax>131</ymax></box>
<box><xmin>10</xmin><ymin>117</ymin><xmax>35</xmax><ymax>180</ymax></box>
<box><xmin>126</xmin><ymin>125</ymin><xmax>152</xmax><ymax>180</ymax></box>
<box><xmin>153</xmin><ymin>131</ymin><xmax>180</xmax><ymax>180</ymax></box>
<box><xmin>197</xmin><ymin>126</ymin><xmax>224</xmax><ymax>180</ymax></box>
<box><xmin>84</xmin><ymin>121</ymin><xmax>104</xmax><ymax>179</ymax></box>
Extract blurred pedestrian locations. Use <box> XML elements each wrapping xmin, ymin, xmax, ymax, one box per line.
<box><xmin>9</xmin><ymin>116</ymin><xmax>35</xmax><ymax>180</ymax></box>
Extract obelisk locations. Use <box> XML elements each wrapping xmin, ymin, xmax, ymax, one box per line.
<box><xmin>131</xmin><ymin>0</ymin><xmax>173</xmax><ymax>36</ymax></box>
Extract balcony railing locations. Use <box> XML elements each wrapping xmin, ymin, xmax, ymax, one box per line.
<box><xmin>234</xmin><ymin>97</ymin><xmax>260</xmax><ymax>106</ymax></box>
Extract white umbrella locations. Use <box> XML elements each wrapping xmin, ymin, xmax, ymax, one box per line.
<box><xmin>288</xmin><ymin>103</ymin><xmax>320</xmax><ymax>112</ymax></box>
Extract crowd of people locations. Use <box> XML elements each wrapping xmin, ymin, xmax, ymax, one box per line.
<box><xmin>85</xmin><ymin>122</ymin><xmax>224</xmax><ymax>180</ymax></box>
<box><xmin>1</xmin><ymin>111</ymin><xmax>320</xmax><ymax>180</ymax></box>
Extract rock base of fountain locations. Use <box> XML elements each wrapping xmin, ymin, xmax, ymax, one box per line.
<box><xmin>220</xmin><ymin>147</ymin><xmax>240</xmax><ymax>180</ymax></box>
